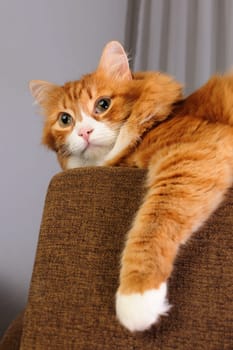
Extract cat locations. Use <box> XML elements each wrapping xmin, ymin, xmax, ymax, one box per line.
<box><xmin>29</xmin><ymin>41</ymin><xmax>233</xmax><ymax>332</ymax></box>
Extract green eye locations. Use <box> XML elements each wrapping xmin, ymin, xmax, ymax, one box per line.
<box><xmin>95</xmin><ymin>97</ymin><xmax>111</xmax><ymax>114</ymax></box>
<box><xmin>58</xmin><ymin>113</ymin><xmax>73</xmax><ymax>127</ymax></box>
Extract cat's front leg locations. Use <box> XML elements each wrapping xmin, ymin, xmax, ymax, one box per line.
<box><xmin>115</xmin><ymin>158</ymin><xmax>228</xmax><ymax>332</ymax></box>
<box><xmin>116</xmin><ymin>219</ymin><xmax>175</xmax><ymax>332</ymax></box>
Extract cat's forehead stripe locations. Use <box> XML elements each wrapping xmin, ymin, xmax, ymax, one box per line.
<box><xmin>86</xmin><ymin>87</ymin><xmax>93</xmax><ymax>99</ymax></box>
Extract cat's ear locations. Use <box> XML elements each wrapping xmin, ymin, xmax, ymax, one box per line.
<box><xmin>29</xmin><ymin>80</ymin><xmax>57</xmax><ymax>105</ymax></box>
<box><xmin>98</xmin><ymin>41</ymin><xmax>132</xmax><ymax>81</ymax></box>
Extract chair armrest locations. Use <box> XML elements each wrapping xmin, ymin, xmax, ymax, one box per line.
<box><xmin>0</xmin><ymin>313</ymin><xmax>23</xmax><ymax>350</ymax></box>
<box><xmin>16</xmin><ymin>167</ymin><xmax>232</xmax><ymax>349</ymax></box>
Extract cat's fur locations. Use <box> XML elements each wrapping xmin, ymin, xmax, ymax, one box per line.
<box><xmin>30</xmin><ymin>41</ymin><xmax>233</xmax><ymax>332</ymax></box>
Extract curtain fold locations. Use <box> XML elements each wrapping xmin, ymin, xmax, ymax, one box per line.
<box><xmin>128</xmin><ymin>0</ymin><xmax>233</xmax><ymax>94</ymax></box>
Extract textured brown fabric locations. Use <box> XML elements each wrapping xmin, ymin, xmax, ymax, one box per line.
<box><xmin>2</xmin><ymin>167</ymin><xmax>233</xmax><ymax>349</ymax></box>
<box><xmin>0</xmin><ymin>313</ymin><xmax>23</xmax><ymax>350</ymax></box>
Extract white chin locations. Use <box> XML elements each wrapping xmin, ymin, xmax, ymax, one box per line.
<box><xmin>83</xmin><ymin>144</ymin><xmax>109</xmax><ymax>161</ymax></box>
<box><xmin>116</xmin><ymin>283</ymin><xmax>170</xmax><ymax>332</ymax></box>
<box><xmin>66</xmin><ymin>145</ymin><xmax>111</xmax><ymax>168</ymax></box>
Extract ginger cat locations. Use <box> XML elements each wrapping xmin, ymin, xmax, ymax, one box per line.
<box><xmin>29</xmin><ymin>41</ymin><xmax>233</xmax><ymax>332</ymax></box>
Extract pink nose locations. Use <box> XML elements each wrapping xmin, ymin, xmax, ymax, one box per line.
<box><xmin>78</xmin><ymin>127</ymin><xmax>93</xmax><ymax>141</ymax></box>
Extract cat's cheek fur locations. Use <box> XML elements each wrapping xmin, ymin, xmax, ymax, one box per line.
<box><xmin>116</xmin><ymin>282</ymin><xmax>170</xmax><ymax>332</ymax></box>
<box><xmin>103</xmin><ymin>125</ymin><xmax>135</xmax><ymax>164</ymax></box>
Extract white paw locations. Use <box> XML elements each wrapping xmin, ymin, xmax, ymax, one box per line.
<box><xmin>116</xmin><ymin>283</ymin><xmax>170</xmax><ymax>332</ymax></box>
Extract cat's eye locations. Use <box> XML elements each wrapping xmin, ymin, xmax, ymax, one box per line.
<box><xmin>94</xmin><ymin>97</ymin><xmax>111</xmax><ymax>114</ymax></box>
<box><xmin>58</xmin><ymin>113</ymin><xmax>73</xmax><ymax>127</ymax></box>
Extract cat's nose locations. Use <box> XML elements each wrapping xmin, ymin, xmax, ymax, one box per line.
<box><xmin>78</xmin><ymin>127</ymin><xmax>93</xmax><ymax>142</ymax></box>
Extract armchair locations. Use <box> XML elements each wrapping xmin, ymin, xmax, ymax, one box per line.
<box><xmin>1</xmin><ymin>167</ymin><xmax>232</xmax><ymax>349</ymax></box>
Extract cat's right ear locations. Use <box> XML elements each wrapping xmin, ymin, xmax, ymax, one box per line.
<box><xmin>29</xmin><ymin>80</ymin><xmax>56</xmax><ymax>105</ymax></box>
<box><xmin>98</xmin><ymin>41</ymin><xmax>132</xmax><ymax>81</ymax></box>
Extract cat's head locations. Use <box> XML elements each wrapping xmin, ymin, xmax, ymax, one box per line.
<box><xmin>30</xmin><ymin>41</ymin><xmax>135</xmax><ymax>169</ymax></box>
<box><xmin>29</xmin><ymin>41</ymin><xmax>182</xmax><ymax>169</ymax></box>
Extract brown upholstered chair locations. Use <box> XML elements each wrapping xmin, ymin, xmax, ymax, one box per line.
<box><xmin>0</xmin><ymin>167</ymin><xmax>232</xmax><ymax>349</ymax></box>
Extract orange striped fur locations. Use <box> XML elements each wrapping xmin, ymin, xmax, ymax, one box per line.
<box><xmin>30</xmin><ymin>41</ymin><xmax>233</xmax><ymax>331</ymax></box>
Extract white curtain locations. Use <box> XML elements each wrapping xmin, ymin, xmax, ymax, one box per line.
<box><xmin>126</xmin><ymin>0</ymin><xmax>233</xmax><ymax>94</ymax></box>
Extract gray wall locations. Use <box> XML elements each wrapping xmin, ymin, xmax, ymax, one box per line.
<box><xmin>0</xmin><ymin>0</ymin><xmax>128</xmax><ymax>335</ymax></box>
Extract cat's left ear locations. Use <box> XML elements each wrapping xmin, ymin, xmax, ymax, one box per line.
<box><xmin>29</xmin><ymin>80</ymin><xmax>57</xmax><ymax>105</ymax></box>
<box><xmin>98</xmin><ymin>41</ymin><xmax>132</xmax><ymax>81</ymax></box>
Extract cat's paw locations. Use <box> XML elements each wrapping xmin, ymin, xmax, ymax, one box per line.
<box><xmin>116</xmin><ymin>283</ymin><xmax>170</xmax><ymax>332</ymax></box>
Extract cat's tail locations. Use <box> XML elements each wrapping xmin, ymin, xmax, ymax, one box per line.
<box><xmin>175</xmin><ymin>73</ymin><xmax>233</xmax><ymax>127</ymax></box>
